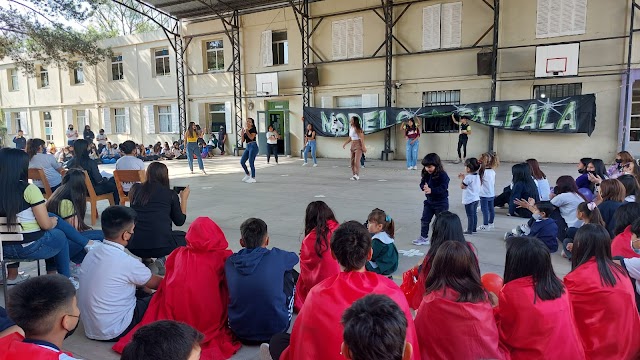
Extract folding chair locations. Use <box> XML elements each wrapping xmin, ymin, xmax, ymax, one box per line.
<box><xmin>83</xmin><ymin>171</ymin><xmax>115</xmax><ymax>226</ymax></box>
<box><xmin>28</xmin><ymin>168</ymin><xmax>53</xmax><ymax>199</ymax></box>
<box><xmin>113</xmin><ymin>170</ymin><xmax>146</xmax><ymax>205</ymax></box>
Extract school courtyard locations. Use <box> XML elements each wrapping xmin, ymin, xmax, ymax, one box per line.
<box><xmin>0</xmin><ymin>155</ymin><xmax>573</xmax><ymax>359</ymax></box>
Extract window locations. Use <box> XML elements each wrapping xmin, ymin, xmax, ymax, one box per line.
<box><xmin>533</xmin><ymin>83</ymin><xmax>582</xmax><ymax>100</ymax></box>
<box><xmin>111</xmin><ymin>54</ymin><xmax>123</xmax><ymax>81</ymax></box>
<box><xmin>208</xmin><ymin>104</ymin><xmax>226</xmax><ymax>132</ymax></box>
<box><xmin>272</xmin><ymin>31</ymin><xmax>288</xmax><ymax>65</ymax></box>
<box><xmin>114</xmin><ymin>108</ymin><xmax>126</xmax><ymax>133</ymax></box>
<box><xmin>336</xmin><ymin>96</ymin><xmax>363</xmax><ymax>108</ymax></box>
<box><xmin>13</xmin><ymin>113</ymin><xmax>22</xmax><ymax>132</ymax></box>
<box><xmin>73</xmin><ymin>62</ymin><xmax>84</xmax><ymax>84</ymax></box>
<box><xmin>332</xmin><ymin>17</ymin><xmax>364</xmax><ymax>60</ymax></box>
<box><xmin>158</xmin><ymin>106</ymin><xmax>172</xmax><ymax>133</ymax></box>
<box><xmin>154</xmin><ymin>48</ymin><xmax>170</xmax><ymax>76</ymax></box>
<box><xmin>422</xmin><ymin>90</ymin><xmax>461</xmax><ymax>106</ymax></box>
<box><xmin>39</xmin><ymin>66</ymin><xmax>49</xmax><ymax>88</ymax></box>
<box><xmin>43</xmin><ymin>112</ymin><xmax>53</xmax><ymax>141</ymax></box>
<box><xmin>631</xmin><ymin>82</ymin><xmax>640</xmax><ymax>142</ymax></box>
<box><xmin>536</xmin><ymin>0</ymin><xmax>587</xmax><ymax>39</ymax></box>
<box><xmin>9</xmin><ymin>69</ymin><xmax>19</xmax><ymax>91</ymax></box>
<box><xmin>205</xmin><ymin>40</ymin><xmax>224</xmax><ymax>72</ymax></box>
<box><xmin>76</xmin><ymin>110</ymin><xmax>87</xmax><ymax>129</ymax></box>
<box><xmin>422</xmin><ymin>2</ymin><xmax>462</xmax><ymax>50</ymax></box>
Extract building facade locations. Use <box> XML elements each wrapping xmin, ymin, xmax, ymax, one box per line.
<box><xmin>0</xmin><ymin>0</ymin><xmax>636</xmax><ymax>162</ymax></box>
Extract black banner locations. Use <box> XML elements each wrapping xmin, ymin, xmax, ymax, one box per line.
<box><xmin>303</xmin><ymin>94</ymin><xmax>596</xmax><ymax>137</ymax></box>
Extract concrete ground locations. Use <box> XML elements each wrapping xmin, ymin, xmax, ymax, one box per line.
<box><xmin>1</xmin><ymin>155</ymin><xmax>574</xmax><ymax>360</ymax></box>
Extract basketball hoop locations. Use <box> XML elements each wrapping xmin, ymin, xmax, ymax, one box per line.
<box><xmin>546</xmin><ymin>57</ymin><xmax>568</xmax><ymax>76</ymax></box>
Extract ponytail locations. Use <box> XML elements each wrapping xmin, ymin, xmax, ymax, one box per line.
<box><xmin>577</xmin><ymin>202</ymin><xmax>605</xmax><ymax>227</ymax></box>
<box><xmin>368</xmin><ymin>209</ymin><xmax>395</xmax><ymax>238</ymax></box>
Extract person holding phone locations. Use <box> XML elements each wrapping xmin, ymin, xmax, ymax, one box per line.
<box><xmin>240</xmin><ymin>118</ymin><xmax>258</xmax><ymax>183</ymax></box>
<box><xmin>451</xmin><ymin>114</ymin><xmax>471</xmax><ymax>164</ymax></box>
<box><xmin>128</xmin><ymin>162</ymin><xmax>190</xmax><ymax>276</ymax></box>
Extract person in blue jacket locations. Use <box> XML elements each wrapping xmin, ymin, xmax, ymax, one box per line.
<box><xmin>509</xmin><ymin>200</ymin><xmax>559</xmax><ymax>253</ymax></box>
<box><xmin>413</xmin><ymin>153</ymin><xmax>450</xmax><ymax>246</ymax></box>
<box><xmin>508</xmin><ymin>163</ymin><xmax>540</xmax><ymax>218</ymax></box>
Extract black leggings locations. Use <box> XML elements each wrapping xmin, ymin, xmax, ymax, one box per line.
<box><xmin>457</xmin><ymin>135</ymin><xmax>468</xmax><ymax>159</ymax></box>
<box><xmin>128</xmin><ymin>231</ymin><xmax>186</xmax><ymax>259</ymax></box>
<box><xmin>267</xmin><ymin>144</ymin><xmax>279</xmax><ymax>163</ymax></box>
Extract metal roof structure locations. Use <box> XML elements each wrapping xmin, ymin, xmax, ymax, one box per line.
<box><xmin>143</xmin><ymin>0</ymin><xmax>319</xmax><ymax>21</ymax></box>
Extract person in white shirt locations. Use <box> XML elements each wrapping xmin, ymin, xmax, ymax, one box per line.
<box><xmin>527</xmin><ymin>159</ymin><xmax>551</xmax><ymax>201</ymax></box>
<box><xmin>478</xmin><ymin>152</ymin><xmax>499</xmax><ymax>231</ymax></box>
<box><xmin>2</xmin><ymin>275</ymin><xmax>82</xmax><ymax>360</ymax></box>
<box><xmin>458</xmin><ymin>158</ymin><xmax>482</xmax><ymax>234</ymax></box>
<box><xmin>266</xmin><ymin>125</ymin><xmax>280</xmax><ymax>164</ymax></box>
<box><xmin>65</xmin><ymin>125</ymin><xmax>79</xmax><ymax>146</ymax></box>
<box><xmin>78</xmin><ymin>206</ymin><xmax>162</xmax><ymax>341</ymax></box>
<box><xmin>116</xmin><ymin>141</ymin><xmax>145</xmax><ymax>193</ymax></box>
<box><xmin>96</xmin><ymin>129</ymin><xmax>108</xmax><ymax>153</ymax></box>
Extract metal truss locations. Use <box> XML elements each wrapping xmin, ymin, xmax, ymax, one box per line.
<box><xmin>622</xmin><ymin>0</ymin><xmax>640</xmax><ymax>151</ymax></box>
<box><xmin>288</xmin><ymin>0</ymin><xmax>311</xmax><ymax>108</ymax></box>
<box><xmin>381</xmin><ymin>0</ymin><xmax>394</xmax><ymax>160</ymax></box>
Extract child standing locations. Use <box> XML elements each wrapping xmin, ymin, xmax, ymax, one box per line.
<box><xmin>365</xmin><ymin>208</ymin><xmax>399</xmax><ymax>275</ymax></box>
<box><xmin>478</xmin><ymin>152</ymin><xmax>499</xmax><ymax>231</ymax></box>
<box><xmin>458</xmin><ymin>158</ymin><xmax>482</xmax><ymax>235</ymax></box>
<box><xmin>413</xmin><ymin>153</ymin><xmax>450</xmax><ymax>246</ymax></box>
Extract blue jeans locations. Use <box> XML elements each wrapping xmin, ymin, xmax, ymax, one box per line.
<box><xmin>241</xmin><ymin>142</ymin><xmax>259</xmax><ymax>178</ymax></box>
<box><xmin>480</xmin><ymin>197</ymin><xmax>495</xmax><ymax>226</ymax></box>
<box><xmin>304</xmin><ymin>140</ymin><xmax>317</xmax><ymax>164</ymax></box>
<box><xmin>406</xmin><ymin>139</ymin><xmax>419</xmax><ymax>167</ymax></box>
<box><xmin>421</xmin><ymin>201</ymin><xmax>449</xmax><ymax>238</ymax></box>
<box><xmin>186</xmin><ymin>142</ymin><xmax>204</xmax><ymax>171</ymax></box>
<box><xmin>3</xmin><ymin>229</ymin><xmax>71</xmax><ymax>277</ymax></box>
<box><xmin>464</xmin><ymin>201</ymin><xmax>479</xmax><ymax>233</ymax></box>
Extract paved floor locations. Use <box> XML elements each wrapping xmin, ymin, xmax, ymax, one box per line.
<box><xmin>2</xmin><ymin>155</ymin><xmax>574</xmax><ymax>360</ymax></box>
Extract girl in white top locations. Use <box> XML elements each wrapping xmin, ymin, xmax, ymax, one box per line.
<box><xmin>478</xmin><ymin>152</ymin><xmax>499</xmax><ymax>231</ymax></box>
<box><xmin>458</xmin><ymin>158</ymin><xmax>482</xmax><ymax>234</ymax></box>
<box><xmin>342</xmin><ymin>116</ymin><xmax>366</xmax><ymax>181</ymax></box>
<box><xmin>527</xmin><ymin>158</ymin><xmax>551</xmax><ymax>201</ymax></box>
<box><xmin>550</xmin><ymin>176</ymin><xmax>588</xmax><ymax>242</ymax></box>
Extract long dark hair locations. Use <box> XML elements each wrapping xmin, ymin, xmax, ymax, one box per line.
<box><xmin>555</xmin><ymin>175</ymin><xmax>588</xmax><ymax>201</ymax></box>
<box><xmin>130</xmin><ymin>162</ymin><xmax>170</xmax><ymax>207</ymax></box>
<box><xmin>26</xmin><ymin>138</ymin><xmax>46</xmax><ymax>160</ymax></box>
<box><xmin>572</xmin><ymin>224</ymin><xmax>626</xmax><ymax>287</ymax></box>
<box><xmin>351</xmin><ymin>116</ymin><xmax>362</xmax><ymax>132</ymax></box>
<box><xmin>71</xmin><ymin>139</ymin><xmax>93</xmax><ymax>170</ymax></box>
<box><xmin>511</xmin><ymin>163</ymin><xmax>539</xmax><ymax>199</ymax></box>
<box><xmin>576</xmin><ymin>202</ymin><xmax>605</xmax><ymax>226</ymax></box>
<box><xmin>464</xmin><ymin>157</ymin><xmax>482</xmax><ymax>183</ymax></box>
<box><xmin>187</xmin><ymin>121</ymin><xmax>196</xmax><ymax>138</ymax></box>
<box><xmin>618</xmin><ymin>174</ymin><xmax>640</xmax><ymax>200</ymax></box>
<box><xmin>589</xmin><ymin>159</ymin><xmax>608</xmax><ymax>181</ymax></box>
<box><xmin>504</xmin><ymin>237</ymin><xmax>565</xmax><ymax>301</ymax></box>
<box><xmin>304</xmin><ymin>201</ymin><xmax>337</xmax><ymax>258</ymax></box>
<box><xmin>0</xmin><ymin>148</ymin><xmax>30</xmax><ymax>227</ymax></box>
<box><xmin>421</xmin><ymin>153</ymin><xmax>445</xmax><ymax>179</ymax></box>
<box><xmin>613</xmin><ymin>202</ymin><xmax>640</xmax><ymax>236</ymax></box>
<box><xmin>426</xmin><ymin>241</ymin><xmax>486</xmax><ymax>303</ymax></box>
<box><xmin>526</xmin><ymin>159</ymin><xmax>546</xmax><ymax>180</ymax></box>
<box><xmin>424</xmin><ymin>211</ymin><xmax>471</xmax><ymax>275</ymax></box>
<box><xmin>46</xmin><ymin>169</ymin><xmax>90</xmax><ymax>231</ymax></box>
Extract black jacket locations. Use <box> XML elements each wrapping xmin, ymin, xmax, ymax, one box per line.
<box><xmin>420</xmin><ymin>171</ymin><xmax>450</xmax><ymax>204</ymax></box>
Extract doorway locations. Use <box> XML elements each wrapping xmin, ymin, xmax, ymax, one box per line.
<box><xmin>257</xmin><ymin>101</ymin><xmax>290</xmax><ymax>156</ymax></box>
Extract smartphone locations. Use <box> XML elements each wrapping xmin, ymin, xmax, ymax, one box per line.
<box><xmin>173</xmin><ymin>186</ymin><xmax>186</xmax><ymax>194</ymax></box>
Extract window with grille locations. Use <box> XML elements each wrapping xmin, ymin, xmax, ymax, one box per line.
<box><xmin>114</xmin><ymin>108</ymin><xmax>126</xmax><ymax>133</ymax></box>
<box><xmin>158</xmin><ymin>105</ymin><xmax>172</xmax><ymax>133</ymax></box>
<box><xmin>43</xmin><ymin>112</ymin><xmax>53</xmax><ymax>141</ymax></box>
<box><xmin>39</xmin><ymin>67</ymin><xmax>49</xmax><ymax>88</ymax></box>
<box><xmin>111</xmin><ymin>54</ymin><xmax>123</xmax><ymax>81</ymax></box>
<box><xmin>9</xmin><ymin>69</ymin><xmax>19</xmax><ymax>91</ymax></box>
<box><xmin>73</xmin><ymin>62</ymin><xmax>84</xmax><ymax>84</ymax></box>
<box><xmin>154</xmin><ymin>48</ymin><xmax>170</xmax><ymax>76</ymax></box>
<box><xmin>76</xmin><ymin>110</ymin><xmax>87</xmax><ymax>129</ymax></box>
<box><xmin>205</xmin><ymin>40</ymin><xmax>224</xmax><ymax>72</ymax></box>
<box><xmin>422</xmin><ymin>90</ymin><xmax>461</xmax><ymax>106</ymax></box>
<box><xmin>209</xmin><ymin>104</ymin><xmax>226</xmax><ymax>132</ymax></box>
<box><xmin>533</xmin><ymin>83</ymin><xmax>582</xmax><ymax>100</ymax></box>
<box><xmin>14</xmin><ymin>113</ymin><xmax>22</xmax><ymax>132</ymax></box>
<box><xmin>272</xmin><ymin>31</ymin><xmax>288</xmax><ymax>65</ymax></box>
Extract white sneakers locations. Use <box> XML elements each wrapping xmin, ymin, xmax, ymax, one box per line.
<box><xmin>246</xmin><ymin>178</ymin><xmax>257</xmax><ymax>183</ymax></box>
<box><xmin>412</xmin><ymin>236</ymin><xmax>430</xmax><ymax>246</ymax></box>
<box><xmin>302</xmin><ymin>162</ymin><xmax>308</xmax><ymax>166</ymax></box>
<box><xmin>408</xmin><ymin>166</ymin><xmax>418</xmax><ymax>170</ymax></box>
<box><xmin>350</xmin><ymin>174</ymin><xmax>360</xmax><ymax>181</ymax></box>
<box><xmin>313</xmin><ymin>163</ymin><xmax>318</xmax><ymax>167</ymax></box>
<box><xmin>242</xmin><ymin>175</ymin><xmax>250</xmax><ymax>182</ymax></box>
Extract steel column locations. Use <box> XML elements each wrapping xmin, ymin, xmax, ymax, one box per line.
<box><xmin>174</xmin><ymin>34</ymin><xmax>187</xmax><ymax>137</ymax></box>
<box><xmin>382</xmin><ymin>0</ymin><xmax>394</xmax><ymax>160</ymax></box>
<box><xmin>488</xmin><ymin>0</ymin><xmax>499</xmax><ymax>152</ymax></box>
<box><xmin>230</xmin><ymin>11</ymin><xmax>243</xmax><ymax>151</ymax></box>
<box><xmin>623</xmin><ymin>0</ymin><xmax>637</xmax><ymax>151</ymax></box>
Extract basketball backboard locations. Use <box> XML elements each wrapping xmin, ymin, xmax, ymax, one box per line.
<box><xmin>535</xmin><ymin>43</ymin><xmax>580</xmax><ymax>78</ymax></box>
<box><xmin>256</xmin><ymin>72</ymin><xmax>279</xmax><ymax>97</ymax></box>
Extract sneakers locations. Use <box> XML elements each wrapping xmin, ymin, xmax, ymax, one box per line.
<box><xmin>350</xmin><ymin>175</ymin><xmax>360</xmax><ymax>181</ymax></box>
<box><xmin>412</xmin><ymin>166</ymin><xmax>418</xmax><ymax>170</ymax></box>
<box><xmin>260</xmin><ymin>344</ymin><xmax>273</xmax><ymax>360</ymax></box>
<box><xmin>313</xmin><ymin>163</ymin><xmax>318</xmax><ymax>167</ymax></box>
<box><xmin>0</xmin><ymin>273</ymin><xmax>30</xmax><ymax>285</ymax></box>
<box><xmin>488</xmin><ymin>223</ymin><xmax>495</xmax><ymax>229</ymax></box>
<box><xmin>302</xmin><ymin>162</ymin><xmax>308</xmax><ymax>166</ymax></box>
<box><xmin>242</xmin><ymin>175</ymin><xmax>250</xmax><ymax>182</ymax></box>
<box><xmin>69</xmin><ymin>277</ymin><xmax>80</xmax><ymax>290</ymax></box>
<box><xmin>201</xmin><ymin>169</ymin><xmax>207</xmax><ymax>175</ymax></box>
<box><xmin>246</xmin><ymin>178</ymin><xmax>257</xmax><ymax>183</ymax></box>
<box><xmin>454</xmin><ymin>159</ymin><xmax>462</xmax><ymax>164</ymax></box>
<box><xmin>408</xmin><ymin>167</ymin><xmax>413</xmax><ymax>170</ymax></box>
<box><xmin>504</xmin><ymin>231</ymin><xmax>514</xmax><ymax>240</ymax></box>
<box><xmin>477</xmin><ymin>225</ymin><xmax>491</xmax><ymax>231</ymax></box>
<box><xmin>412</xmin><ymin>237</ymin><xmax>430</xmax><ymax>246</ymax></box>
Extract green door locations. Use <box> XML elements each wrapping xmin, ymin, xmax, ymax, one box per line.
<box><xmin>258</xmin><ymin>101</ymin><xmax>290</xmax><ymax>156</ymax></box>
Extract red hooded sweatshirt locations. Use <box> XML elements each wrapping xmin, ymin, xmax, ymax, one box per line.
<box><xmin>281</xmin><ymin>271</ymin><xmax>420</xmax><ymax>360</ymax></box>
<box><xmin>294</xmin><ymin>220</ymin><xmax>340</xmax><ymax>312</ymax></box>
<box><xmin>495</xmin><ymin>277</ymin><xmax>585</xmax><ymax>360</ymax></box>
<box><xmin>113</xmin><ymin>217</ymin><xmax>240</xmax><ymax>359</ymax></box>
<box><xmin>564</xmin><ymin>258</ymin><xmax>640</xmax><ymax>360</ymax></box>
<box><xmin>415</xmin><ymin>288</ymin><xmax>509</xmax><ymax>360</ymax></box>
<box><xmin>611</xmin><ymin>226</ymin><xmax>640</xmax><ymax>259</ymax></box>
<box><xmin>0</xmin><ymin>333</ymin><xmax>74</xmax><ymax>360</ymax></box>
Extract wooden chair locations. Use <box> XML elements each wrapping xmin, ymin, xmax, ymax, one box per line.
<box><xmin>83</xmin><ymin>171</ymin><xmax>115</xmax><ymax>226</ymax></box>
<box><xmin>113</xmin><ymin>170</ymin><xmax>146</xmax><ymax>205</ymax></box>
<box><xmin>1</xmin><ymin>217</ymin><xmax>41</xmax><ymax>306</ymax></box>
<box><xmin>28</xmin><ymin>168</ymin><xmax>53</xmax><ymax>199</ymax></box>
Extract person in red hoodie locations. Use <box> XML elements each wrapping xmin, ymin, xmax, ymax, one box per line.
<box><xmin>564</xmin><ymin>224</ymin><xmax>640</xmax><ymax>360</ymax></box>
<box><xmin>0</xmin><ymin>275</ymin><xmax>80</xmax><ymax>360</ymax></box>
<box><xmin>113</xmin><ymin>217</ymin><xmax>240</xmax><ymax>360</ymax></box>
<box><xmin>494</xmin><ymin>236</ymin><xmax>585</xmax><ymax>359</ymax></box>
<box><xmin>294</xmin><ymin>201</ymin><xmax>340</xmax><ymax>312</ymax></box>
<box><xmin>264</xmin><ymin>221</ymin><xmax>420</xmax><ymax>360</ymax></box>
<box><xmin>414</xmin><ymin>240</ymin><xmax>507</xmax><ymax>360</ymax></box>
<box><xmin>610</xmin><ymin>202</ymin><xmax>640</xmax><ymax>258</ymax></box>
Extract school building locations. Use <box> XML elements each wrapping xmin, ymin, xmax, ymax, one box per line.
<box><xmin>0</xmin><ymin>0</ymin><xmax>638</xmax><ymax>162</ymax></box>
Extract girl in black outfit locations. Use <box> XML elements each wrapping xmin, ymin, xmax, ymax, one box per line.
<box><xmin>65</xmin><ymin>139</ymin><xmax>119</xmax><ymax>204</ymax></box>
<box><xmin>586</xmin><ymin>159</ymin><xmax>609</xmax><ymax>194</ymax></box>
<box><xmin>128</xmin><ymin>162</ymin><xmax>190</xmax><ymax>275</ymax></box>
<box><xmin>494</xmin><ymin>163</ymin><xmax>540</xmax><ymax>218</ymax></box>
<box><xmin>83</xmin><ymin>125</ymin><xmax>95</xmax><ymax>143</ymax></box>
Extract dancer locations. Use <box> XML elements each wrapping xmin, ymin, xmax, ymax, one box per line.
<box><xmin>342</xmin><ymin>116</ymin><xmax>366</xmax><ymax>181</ymax></box>
<box><xmin>240</xmin><ymin>118</ymin><xmax>258</xmax><ymax>183</ymax></box>
<box><xmin>184</xmin><ymin>122</ymin><xmax>206</xmax><ymax>175</ymax></box>
<box><xmin>413</xmin><ymin>153</ymin><xmax>450</xmax><ymax>245</ymax></box>
<box><xmin>302</xmin><ymin>123</ymin><xmax>317</xmax><ymax>167</ymax></box>
<box><xmin>403</xmin><ymin>118</ymin><xmax>420</xmax><ymax>170</ymax></box>
<box><xmin>451</xmin><ymin>114</ymin><xmax>471</xmax><ymax>164</ymax></box>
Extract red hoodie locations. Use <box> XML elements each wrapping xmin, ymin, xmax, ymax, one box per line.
<box><xmin>294</xmin><ymin>220</ymin><xmax>340</xmax><ymax>312</ymax></box>
<box><xmin>495</xmin><ymin>277</ymin><xmax>585</xmax><ymax>360</ymax></box>
<box><xmin>564</xmin><ymin>258</ymin><xmax>640</xmax><ymax>360</ymax></box>
<box><xmin>113</xmin><ymin>217</ymin><xmax>240</xmax><ymax>359</ymax></box>
<box><xmin>611</xmin><ymin>226</ymin><xmax>640</xmax><ymax>259</ymax></box>
<box><xmin>0</xmin><ymin>333</ymin><xmax>74</xmax><ymax>360</ymax></box>
<box><xmin>281</xmin><ymin>271</ymin><xmax>420</xmax><ymax>360</ymax></box>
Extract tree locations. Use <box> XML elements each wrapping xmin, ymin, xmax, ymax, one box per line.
<box><xmin>90</xmin><ymin>1</ymin><xmax>160</xmax><ymax>37</ymax></box>
<box><xmin>0</xmin><ymin>0</ymin><xmax>112</xmax><ymax>74</ymax></box>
